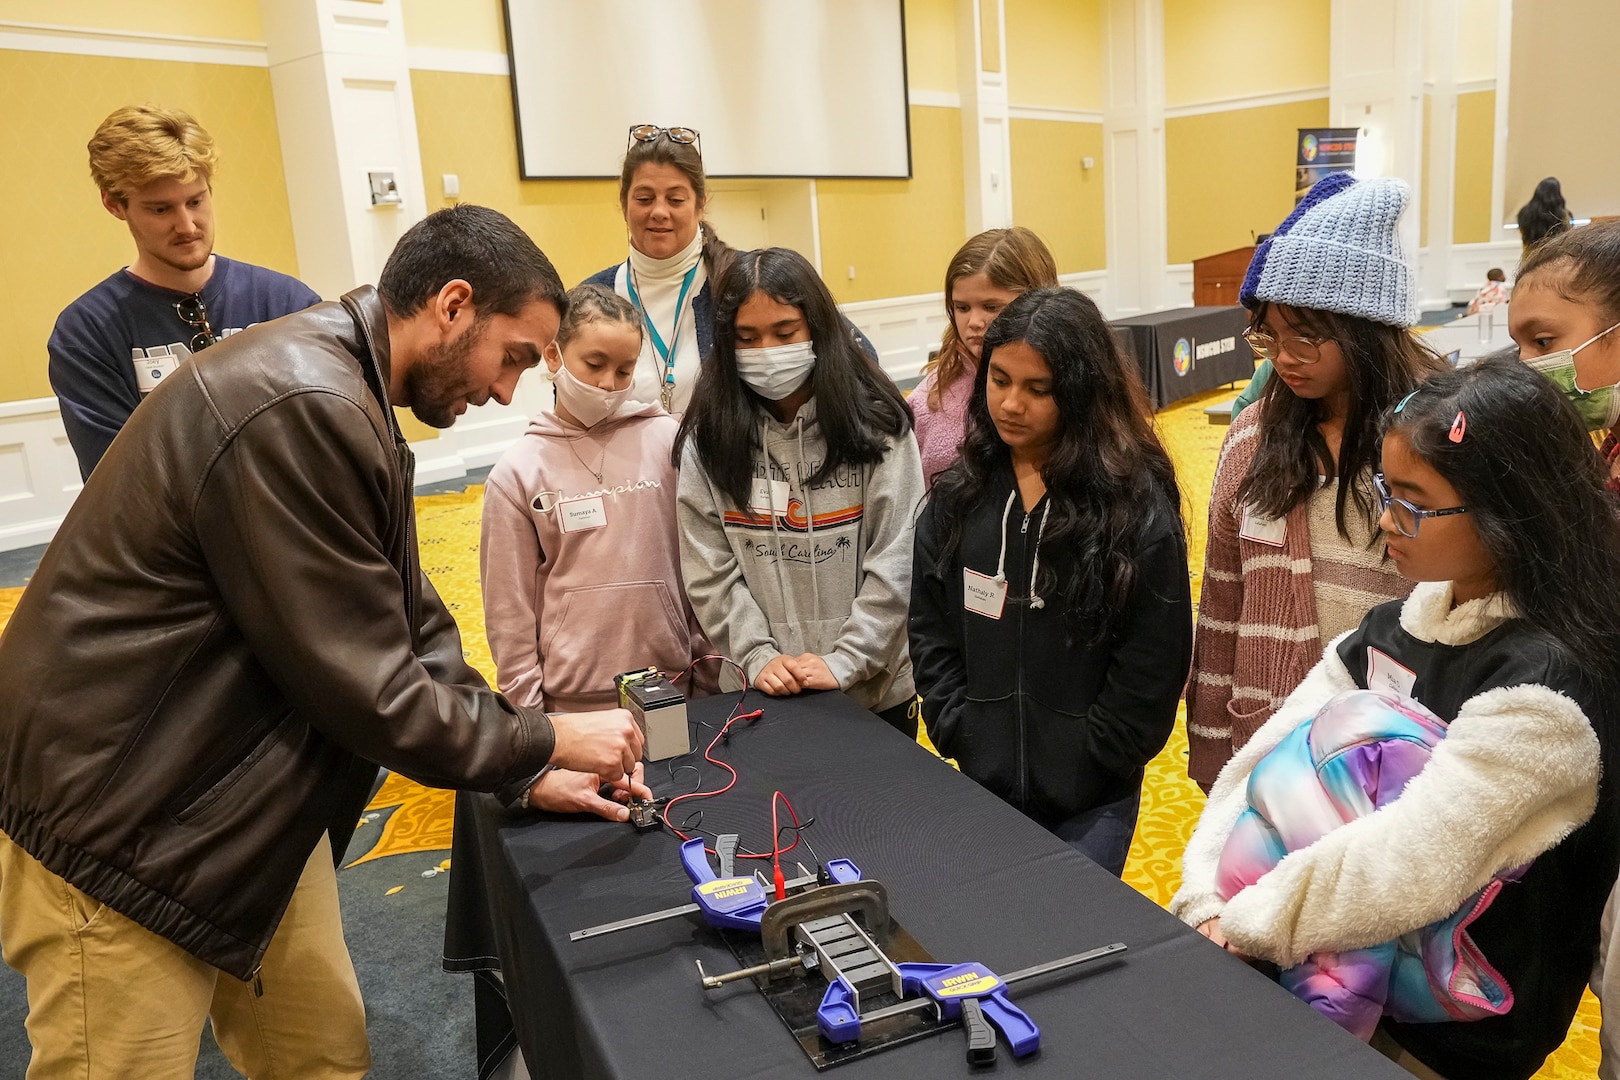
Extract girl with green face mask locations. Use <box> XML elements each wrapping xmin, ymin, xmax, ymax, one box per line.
<box><xmin>1510</xmin><ymin>221</ymin><xmax>1620</xmax><ymax>486</ymax></box>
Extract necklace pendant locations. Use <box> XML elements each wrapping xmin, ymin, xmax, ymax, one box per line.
<box><xmin>661</xmin><ymin>385</ymin><xmax>675</xmax><ymax>412</ymax></box>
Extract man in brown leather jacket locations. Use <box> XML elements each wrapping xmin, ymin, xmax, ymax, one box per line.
<box><xmin>0</xmin><ymin>205</ymin><xmax>648</xmax><ymax>1077</ymax></box>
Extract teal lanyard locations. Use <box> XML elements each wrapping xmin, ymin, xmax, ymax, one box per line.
<box><xmin>625</xmin><ymin>261</ymin><xmax>699</xmax><ymax>394</ymax></box>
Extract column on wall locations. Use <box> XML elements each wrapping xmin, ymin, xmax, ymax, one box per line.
<box><xmin>1423</xmin><ymin>0</ymin><xmax>1460</xmax><ymax>309</ymax></box>
<box><xmin>1488</xmin><ymin>0</ymin><xmax>1513</xmax><ymax>241</ymax></box>
<box><xmin>261</xmin><ymin>0</ymin><xmax>428</xmax><ymax>301</ymax></box>
<box><xmin>956</xmin><ymin>0</ymin><xmax>1014</xmax><ymax>233</ymax></box>
<box><xmin>1329</xmin><ymin>0</ymin><xmax>1426</xmax><ymax>285</ymax></box>
<box><xmin>1101</xmin><ymin>0</ymin><xmax>1169</xmax><ymax>316</ymax></box>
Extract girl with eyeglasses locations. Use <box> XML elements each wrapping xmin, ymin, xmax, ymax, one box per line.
<box><xmin>909</xmin><ymin>287</ymin><xmax>1191</xmax><ymax>875</ymax></box>
<box><xmin>1186</xmin><ymin>173</ymin><xmax>1447</xmax><ymax>792</ymax></box>
<box><xmin>912</xmin><ymin>227</ymin><xmax>1058</xmax><ymax>489</ymax></box>
<box><xmin>674</xmin><ymin>248</ymin><xmax>924</xmax><ymax>733</ymax></box>
<box><xmin>583</xmin><ymin>125</ymin><xmax>735</xmax><ymax>414</ymax></box>
<box><xmin>1174</xmin><ymin>355</ymin><xmax>1620</xmax><ymax>1080</ymax></box>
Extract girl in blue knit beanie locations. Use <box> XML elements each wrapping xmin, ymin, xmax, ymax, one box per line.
<box><xmin>1186</xmin><ymin>173</ymin><xmax>1448</xmax><ymax>791</ymax></box>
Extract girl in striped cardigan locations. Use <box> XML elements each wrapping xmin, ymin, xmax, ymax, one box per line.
<box><xmin>1186</xmin><ymin>173</ymin><xmax>1447</xmax><ymax>790</ymax></box>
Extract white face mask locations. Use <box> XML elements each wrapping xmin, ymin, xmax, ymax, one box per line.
<box><xmin>735</xmin><ymin>340</ymin><xmax>817</xmax><ymax>401</ymax></box>
<box><xmin>549</xmin><ymin>362</ymin><xmax>631</xmax><ymax>428</ymax></box>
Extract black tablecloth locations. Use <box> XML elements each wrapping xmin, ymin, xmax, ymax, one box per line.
<box><xmin>443</xmin><ymin>690</ymin><xmax>1404</xmax><ymax>1079</ymax></box>
<box><xmin>1111</xmin><ymin>306</ymin><xmax>1256</xmax><ymax>409</ymax></box>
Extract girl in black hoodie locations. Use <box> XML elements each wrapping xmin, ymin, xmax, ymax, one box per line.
<box><xmin>909</xmin><ymin>286</ymin><xmax>1192</xmax><ymax>876</ymax></box>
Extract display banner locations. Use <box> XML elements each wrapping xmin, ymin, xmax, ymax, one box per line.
<box><xmin>1296</xmin><ymin>128</ymin><xmax>1359</xmax><ymax>202</ymax></box>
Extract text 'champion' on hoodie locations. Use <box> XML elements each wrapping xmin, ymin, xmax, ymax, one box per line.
<box><xmin>482</xmin><ymin>395</ymin><xmax>707</xmax><ymax>713</ymax></box>
<box><xmin>677</xmin><ymin>396</ymin><xmax>924</xmax><ymax>712</ymax></box>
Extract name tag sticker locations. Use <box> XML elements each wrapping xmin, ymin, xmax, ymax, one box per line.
<box><xmin>1239</xmin><ymin>505</ymin><xmax>1287</xmax><ymax>547</ymax></box>
<box><xmin>134</xmin><ymin>355</ymin><xmax>179</xmax><ymax>394</ymax></box>
<box><xmin>1367</xmin><ymin>647</ymin><xmax>1417</xmax><ymax>700</ymax></box>
<box><xmin>748</xmin><ymin>478</ymin><xmax>791</xmax><ymax>516</ymax></box>
<box><xmin>558</xmin><ymin>496</ymin><xmax>607</xmax><ymax>533</ymax></box>
<box><xmin>963</xmin><ymin>568</ymin><xmax>1008</xmax><ymax>620</ymax></box>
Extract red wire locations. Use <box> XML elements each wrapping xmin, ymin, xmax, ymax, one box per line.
<box><xmin>658</xmin><ymin>703</ymin><xmax>803</xmax><ymax>866</ymax></box>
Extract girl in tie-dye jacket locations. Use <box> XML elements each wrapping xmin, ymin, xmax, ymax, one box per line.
<box><xmin>1213</xmin><ymin>688</ymin><xmax>1514</xmax><ymax>1039</ymax></box>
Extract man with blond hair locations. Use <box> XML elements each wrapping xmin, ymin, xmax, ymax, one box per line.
<box><xmin>48</xmin><ymin>104</ymin><xmax>320</xmax><ymax>479</ymax></box>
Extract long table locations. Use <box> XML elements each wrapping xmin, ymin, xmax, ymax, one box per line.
<box><xmin>443</xmin><ymin>690</ymin><xmax>1406</xmax><ymax>1079</ymax></box>
<box><xmin>1111</xmin><ymin>305</ymin><xmax>1258</xmax><ymax>409</ymax></box>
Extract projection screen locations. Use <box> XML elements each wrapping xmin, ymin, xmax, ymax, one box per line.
<box><xmin>502</xmin><ymin>0</ymin><xmax>912</xmax><ymax>179</ymax></box>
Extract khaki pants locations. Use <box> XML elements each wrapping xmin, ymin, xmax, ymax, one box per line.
<box><xmin>0</xmin><ymin>829</ymin><xmax>371</xmax><ymax>1079</ymax></box>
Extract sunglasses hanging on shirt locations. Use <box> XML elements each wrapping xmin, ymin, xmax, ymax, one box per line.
<box><xmin>174</xmin><ymin>294</ymin><xmax>219</xmax><ymax>353</ymax></box>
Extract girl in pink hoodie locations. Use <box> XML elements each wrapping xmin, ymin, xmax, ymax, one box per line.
<box><xmin>482</xmin><ymin>285</ymin><xmax>707</xmax><ymax>811</ymax></box>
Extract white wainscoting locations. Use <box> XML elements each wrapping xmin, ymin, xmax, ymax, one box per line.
<box><xmin>0</xmin><ymin>398</ymin><xmax>83</xmax><ymax>551</ymax></box>
<box><xmin>1418</xmin><ymin>240</ymin><xmax>1522</xmax><ymax>305</ymax></box>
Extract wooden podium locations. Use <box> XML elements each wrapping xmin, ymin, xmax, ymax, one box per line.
<box><xmin>1192</xmin><ymin>246</ymin><xmax>1256</xmax><ymax>307</ymax></box>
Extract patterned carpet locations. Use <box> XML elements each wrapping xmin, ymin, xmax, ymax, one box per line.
<box><xmin>0</xmin><ymin>382</ymin><xmax>1599</xmax><ymax>1075</ymax></box>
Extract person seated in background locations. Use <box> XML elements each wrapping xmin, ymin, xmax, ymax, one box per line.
<box><xmin>48</xmin><ymin>105</ymin><xmax>322</xmax><ymax>479</ymax></box>
<box><xmin>911</xmin><ymin>227</ymin><xmax>1058</xmax><ymax>489</ymax></box>
<box><xmin>1467</xmin><ymin>268</ymin><xmax>1509</xmax><ymax>315</ymax></box>
<box><xmin>481</xmin><ymin>283</ymin><xmax>711</xmax><ymax>819</ymax></box>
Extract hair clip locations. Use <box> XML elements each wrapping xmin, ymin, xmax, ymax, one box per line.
<box><xmin>1449</xmin><ymin>410</ymin><xmax>1467</xmax><ymax>443</ymax></box>
<box><xmin>1394</xmin><ymin>390</ymin><xmax>1420</xmax><ymax>413</ymax></box>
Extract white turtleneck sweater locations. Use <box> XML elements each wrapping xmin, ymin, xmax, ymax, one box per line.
<box><xmin>613</xmin><ymin>231</ymin><xmax>707</xmax><ymax>414</ymax></box>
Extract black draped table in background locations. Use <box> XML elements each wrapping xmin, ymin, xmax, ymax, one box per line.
<box><xmin>1111</xmin><ymin>305</ymin><xmax>1257</xmax><ymax>409</ymax></box>
<box><xmin>443</xmin><ymin>690</ymin><xmax>1405</xmax><ymax>1080</ymax></box>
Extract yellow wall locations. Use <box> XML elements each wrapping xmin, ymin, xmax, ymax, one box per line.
<box><xmin>1162</xmin><ymin>0</ymin><xmax>1328</xmax><ymax>106</ymax></box>
<box><xmin>1164</xmin><ymin>98</ymin><xmax>1329</xmax><ymax>265</ymax></box>
<box><xmin>1453</xmin><ymin>89</ymin><xmax>1495</xmax><ymax>244</ymax></box>
<box><xmin>1455</xmin><ymin>0</ymin><xmax>1499</xmax><ymax>84</ymax></box>
<box><xmin>1005</xmin><ymin>0</ymin><xmax>1102</xmax><ymax>110</ymax></box>
<box><xmin>0</xmin><ymin>0</ymin><xmax>261</xmax><ymax>40</ymax></box>
<box><xmin>904</xmin><ymin>0</ymin><xmax>958</xmax><ymax>94</ymax></box>
<box><xmin>1010</xmin><ymin>119</ymin><xmax>1105</xmax><ymax>273</ymax></box>
<box><xmin>411</xmin><ymin>69</ymin><xmax>624</xmax><ymax>289</ymax></box>
<box><xmin>1508</xmin><ymin>0</ymin><xmax>1620</xmax><ymax>219</ymax></box>
<box><xmin>817</xmin><ymin>105</ymin><xmax>965</xmax><ymax>303</ymax></box>
<box><xmin>1</xmin><ymin>49</ymin><xmax>301</xmax><ymax>404</ymax></box>
<box><xmin>401</xmin><ymin>0</ymin><xmax>506</xmax><ymax>53</ymax></box>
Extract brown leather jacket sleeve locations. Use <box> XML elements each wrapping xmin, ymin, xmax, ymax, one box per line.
<box><xmin>192</xmin><ymin>386</ymin><xmax>554</xmax><ymax>791</ymax></box>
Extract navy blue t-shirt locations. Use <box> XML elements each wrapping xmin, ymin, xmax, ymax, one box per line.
<box><xmin>47</xmin><ymin>255</ymin><xmax>322</xmax><ymax>479</ymax></box>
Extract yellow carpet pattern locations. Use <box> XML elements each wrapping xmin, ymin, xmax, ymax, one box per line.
<box><xmin>0</xmin><ymin>384</ymin><xmax>1596</xmax><ymax>1075</ymax></box>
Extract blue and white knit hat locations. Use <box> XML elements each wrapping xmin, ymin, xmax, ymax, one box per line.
<box><xmin>1240</xmin><ymin>173</ymin><xmax>1419</xmax><ymax>328</ymax></box>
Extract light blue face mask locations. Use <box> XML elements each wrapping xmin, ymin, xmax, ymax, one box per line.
<box><xmin>1525</xmin><ymin>321</ymin><xmax>1620</xmax><ymax>431</ymax></box>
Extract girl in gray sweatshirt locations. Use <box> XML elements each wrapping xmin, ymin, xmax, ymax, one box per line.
<box><xmin>674</xmin><ymin>249</ymin><xmax>924</xmax><ymax>733</ymax></box>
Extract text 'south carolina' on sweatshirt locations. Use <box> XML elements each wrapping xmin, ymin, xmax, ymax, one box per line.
<box><xmin>677</xmin><ymin>396</ymin><xmax>924</xmax><ymax>712</ymax></box>
<box><xmin>481</xmin><ymin>396</ymin><xmax>707</xmax><ymax>713</ymax></box>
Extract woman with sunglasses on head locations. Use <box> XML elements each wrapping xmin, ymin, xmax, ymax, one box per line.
<box><xmin>912</xmin><ymin>227</ymin><xmax>1059</xmax><ymax>489</ymax></box>
<box><xmin>1186</xmin><ymin>173</ymin><xmax>1447</xmax><ymax>792</ymax></box>
<box><xmin>1175</xmin><ymin>355</ymin><xmax>1620</xmax><ymax>1080</ymax></box>
<box><xmin>909</xmin><ymin>287</ymin><xmax>1191</xmax><ymax>876</ymax></box>
<box><xmin>675</xmin><ymin>248</ymin><xmax>924</xmax><ymax>734</ymax></box>
<box><xmin>583</xmin><ymin>125</ymin><xmax>735</xmax><ymax>414</ymax></box>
